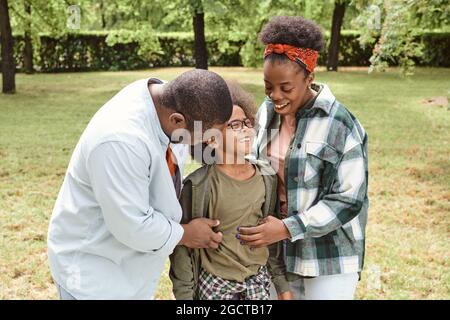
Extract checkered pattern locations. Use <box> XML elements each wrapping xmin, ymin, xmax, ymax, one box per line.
<box><xmin>197</xmin><ymin>266</ymin><xmax>271</xmax><ymax>300</ymax></box>
<box><xmin>251</xmin><ymin>83</ymin><xmax>369</xmax><ymax>277</ymax></box>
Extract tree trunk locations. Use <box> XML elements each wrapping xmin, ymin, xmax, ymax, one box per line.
<box><xmin>327</xmin><ymin>1</ymin><xmax>347</xmax><ymax>72</ymax></box>
<box><xmin>0</xmin><ymin>0</ymin><xmax>16</xmax><ymax>93</ymax></box>
<box><xmin>23</xmin><ymin>0</ymin><xmax>34</xmax><ymax>74</ymax></box>
<box><xmin>193</xmin><ymin>10</ymin><xmax>208</xmax><ymax>70</ymax></box>
<box><xmin>100</xmin><ymin>0</ymin><xmax>106</xmax><ymax>29</ymax></box>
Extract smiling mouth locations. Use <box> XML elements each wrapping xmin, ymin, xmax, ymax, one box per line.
<box><xmin>275</xmin><ymin>102</ymin><xmax>289</xmax><ymax>110</ymax></box>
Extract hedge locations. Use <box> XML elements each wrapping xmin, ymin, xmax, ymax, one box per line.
<box><xmin>1</xmin><ymin>30</ymin><xmax>449</xmax><ymax>72</ymax></box>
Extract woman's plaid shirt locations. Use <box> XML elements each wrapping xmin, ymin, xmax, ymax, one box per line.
<box><xmin>251</xmin><ymin>83</ymin><xmax>369</xmax><ymax>278</ymax></box>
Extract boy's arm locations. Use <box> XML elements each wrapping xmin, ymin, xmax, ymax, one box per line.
<box><xmin>169</xmin><ymin>245</ymin><xmax>196</xmax><ymax>300</ymax></box>
<box><xmin>283</xmin><ymin>136</ymin><xmax>368</xmax><ymax>241</ymax></box>
<box><xmin>266</xmin><ymin>174</ymin><xmax>290</xmax><ymax>295</ymax></box>
<box><xmin>169</xmin><ymin>180</ymin><xmax>196</xmax><ymax>300</ymax></box>
<box><xmin>267</xmin><ymin>240</ymin><xmax>291</xmax><ymax>295</ymax></box>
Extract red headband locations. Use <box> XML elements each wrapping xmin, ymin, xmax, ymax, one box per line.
<box><xmin>263</xmin><ymin>44</ymin><xmax>319</xmax><ymax>73</ymax></box>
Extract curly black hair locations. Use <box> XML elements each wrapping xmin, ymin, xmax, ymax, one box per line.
<box><xmin>226</xmin><ymin>80</ymin><xmax>257</xmax><ymax>124</ymax></box>
<box><xmin>191</xmin><ymin>81</ymin><xmax>257</xmax><ymax>165</ymax></box>
<box><xmin>259</xmin><ymin>16</ymin><xmax>324</xmax><ymax>73</ymax></box>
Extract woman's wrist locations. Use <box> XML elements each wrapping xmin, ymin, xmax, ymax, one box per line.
<box><xmin>280</xmin><ymin>218</ymin><xmax>291</xmax><ymax>241</ymax></box>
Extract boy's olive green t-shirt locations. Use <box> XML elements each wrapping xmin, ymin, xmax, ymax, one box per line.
<box><xmin>199</xmin><ymin>165</ymin><xmax>269</xmax><ymax>282</ymax></box>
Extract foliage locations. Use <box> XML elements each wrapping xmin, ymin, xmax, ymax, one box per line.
<box><xmin>3</xmin><ymin>1</ymin><xmax>450</xmax><ymax>74</ymax></box>
<box><xmin>353</xmin><ymin>0</ymin><xmax>450</xmax><ymax>75</ymax></box>
<box><xmin>105</xmin><ymin>26</ymin><xmax>162</xmax><ymax>61</ymax></box>
<box><xmin>4</xmin><ymin>30</ymin><xmax>449</xmax><ymax>72</ymax></box>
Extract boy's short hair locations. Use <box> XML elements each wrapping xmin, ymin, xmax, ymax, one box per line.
<box><xmin>191</xmin><ymin>81</ymin><xmax>257</xmax><ymax>164</ymax></box>
<box><xmin>161</xmin><ymin>69</ymin><xmax>233</xmax><ymax>130</ymax></box>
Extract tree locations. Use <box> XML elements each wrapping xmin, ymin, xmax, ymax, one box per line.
<box><xmin>7</xmin><ymin>0</ymin><xmax>79</xmax><ymax>76</ymax></box>
<box><xmin>160</xmin><ymin>0</ymin><xmax>226</xmax><ymax>69</ymax></box>
<box><xmin>353</xmin><ymin>0</ymin><xmax>450</xmax><ymax>75</ymax></box>
<box><xmin>204</xmin><ymin>0</ymin><xmax>309</xmax><ymax>68</ymax></box>
<box><xmin>0</xmin><ymin>0</ymin><xmax>16</xmax><ymax>94</ymax></box>
<box><xmin>191</xmin><ymin>0</ymin><xmax>208</xmax><ymax>69</ymax></box>
<box><xmin>120</xmin><ymin>0</ymin><xmax>226</xmax><ymax>69</ymax></box>
<box><xmin>205</xmin><ymin>0</ymin><xmax>332</xmax><ymax>68</ymax></box>
<box><xmin>327</xmin><ymin>0</ymin><xmax>349</xmax><ymax>71</ymax></box>
<box><xmin>23</xmin><ymin>0</ymin><xmax>33</xmax><ymax>74</ymax></box>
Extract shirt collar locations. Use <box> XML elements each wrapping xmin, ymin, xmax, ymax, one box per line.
<box><xmin>145</xmin><ymin>78</ymin><xmax>170</xmax><ymax>148</ymax></box>
<box><xmin>310</xmin><ymin>83</ymin><xmax>336</xmax><ymax>115</ymax></box>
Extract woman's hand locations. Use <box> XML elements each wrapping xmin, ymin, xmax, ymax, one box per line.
<box><xmin>237</xmin><ymin>215</ymin><xmax>290</xmax><ymax>248</ymax></box>
<box><xmin>278</xmin><ymin>291</ymin><xmax>294</xmax><ymax>300</ymax></box>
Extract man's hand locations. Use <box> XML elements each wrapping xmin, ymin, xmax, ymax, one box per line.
<box><xmin>278</xmin><ymin>291</ymin><xmax>294</xmax><ymax>300</ymax></box>
<box><xmin>179</xmin><ymin>218</ymin><xmax>223</xmax><ymax>249</ymax></box>
<box><xmin>237</xmin><ymin>215</ymin><xmax>290</xmax><ymax>248</ymax></box>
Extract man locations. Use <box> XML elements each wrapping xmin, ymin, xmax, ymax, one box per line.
<box><xmin>47</xmin><ymin>69</ymin><xmax>232</xmax><ymax>299</ymax></box>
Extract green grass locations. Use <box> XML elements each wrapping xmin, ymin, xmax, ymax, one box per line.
<box><xmin>0</xmin><ymin>67</ymin><xmax>449</xmax><ymax>299</ymax></box>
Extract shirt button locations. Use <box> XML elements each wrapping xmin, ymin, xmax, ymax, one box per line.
<box><xmin>293</xmin><ymin>176</ymin><xmax>299</xmax><ymax>182</ymax></box>
<box><xmin>297</xmin><ymin>143</ymin><xmax>302</xmax><ymax>149</ymax></box>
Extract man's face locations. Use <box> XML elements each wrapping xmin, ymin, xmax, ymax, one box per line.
<box><xmin>170</xmin><ymin>121</ymin><xmax>226</xmax><ymax>146</ymax></box>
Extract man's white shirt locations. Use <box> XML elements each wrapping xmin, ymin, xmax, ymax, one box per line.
<box><xmin>47</xmin><ymin>78</ymin><xmax>189</xmax><ymax>299</ymax></box>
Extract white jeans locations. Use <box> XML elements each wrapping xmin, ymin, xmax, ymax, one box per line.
<box><xmin>289</xmin><ymin>273</ymin><xmax>359</xmax><ymax>300</ymax></box>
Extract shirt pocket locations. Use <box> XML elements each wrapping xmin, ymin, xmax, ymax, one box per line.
<box><xmin>304</xmin><ymin>141</ymin><xmax>341</xmax><ymax>189</ymax></box>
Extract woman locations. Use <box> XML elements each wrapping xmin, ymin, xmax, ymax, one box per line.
<box><xmin>238</xmin><ymin>16</ymin><xmax>369</xmax><ymax>300</ymax></box>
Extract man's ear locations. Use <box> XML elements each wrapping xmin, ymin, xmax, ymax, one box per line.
<box><xmin>168</xmin><ymin>112</ymin><xmax>187</xmax><ymax>129</ymax></box>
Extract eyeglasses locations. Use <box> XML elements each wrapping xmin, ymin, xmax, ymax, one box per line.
<box><xmin>227</xmin><ymin>118</ymin><xmax>254</xmax><ymax>131</ymax></box>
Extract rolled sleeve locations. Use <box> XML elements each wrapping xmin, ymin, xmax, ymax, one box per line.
<box><xmin>283</xmin><ymin>142</ymin><xmax>367</xmax><ymax>242</ymax></box>
<box><xmin>87</xmin><ymin>141</ymin><xmax>184</xmax><ymax>256</ymax></box>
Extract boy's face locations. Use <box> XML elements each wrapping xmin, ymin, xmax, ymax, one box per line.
<box><xmin>209</xmin><ymin>105</ymin><xmax>255</xmax><ymax>164</ymax></box>
<box><xmin>263</xmin><ymin>59</ymin><xmax>313</xmax><ymax>116</ymax></box>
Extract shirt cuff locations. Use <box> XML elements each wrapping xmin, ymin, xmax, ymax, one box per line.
<box><xmin>155</xmin><ymin>220</ymin><xmax>184</xmax><ymax>257</ymax></box>
<box><xmin>282</xmin><ymin>215</ymin><xmax>307</xmax><ymax>242</ymax></box>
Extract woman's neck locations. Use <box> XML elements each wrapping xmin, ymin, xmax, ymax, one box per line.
<box><xmin>287</xmin><ymin>87</ymin><xmax>317</xmax><ymax>118</ymax></box>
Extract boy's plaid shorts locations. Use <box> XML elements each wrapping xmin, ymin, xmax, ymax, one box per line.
<box><xmin>197</xmin><ymin>266</ymin><xmax>271</xmax><ymax>300</ymax></box>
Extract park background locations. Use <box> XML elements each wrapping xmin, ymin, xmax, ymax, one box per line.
<box><xmin>0</xmin><ymin>0</ymin><xmax>449</xmax><ymax>299</ymax></box>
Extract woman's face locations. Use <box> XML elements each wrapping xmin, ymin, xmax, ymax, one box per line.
<box><xmin>211</xmin><ymin>105</ymin><xmax>255</xmax><ymax>164</ymax></box>
<box><xmin>263</xmin><ymin>59</ymin><xmax>313</xmax><ymax>116</ymax></box>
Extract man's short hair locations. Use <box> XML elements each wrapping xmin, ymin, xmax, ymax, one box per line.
<box><xmin>161</xmin><ymin>69</ymin><xmax>233</xmax><ymax>130</ymax></box>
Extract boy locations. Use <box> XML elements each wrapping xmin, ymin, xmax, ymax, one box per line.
<box><xmin>169</xmin><ymin>82</ymin><xmax>290</xmax><ymax>300</ymax></box>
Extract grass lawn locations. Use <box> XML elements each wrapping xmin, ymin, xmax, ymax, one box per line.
<box><xmin>0</xmin><ymin>67</ymin><xmax>449</xmax><ymax>300</ymax></box>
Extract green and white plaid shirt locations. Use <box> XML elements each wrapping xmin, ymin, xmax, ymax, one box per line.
<box><xmin>251</xmin><ymin>83</ymin><xmax>369</xmax><ymax>278</ymax></box>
